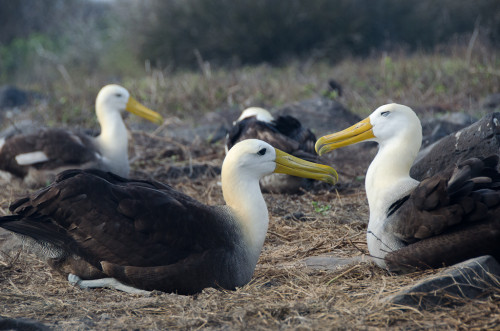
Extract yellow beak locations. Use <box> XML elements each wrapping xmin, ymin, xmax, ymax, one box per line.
<box><xmin>126</xmin><ymin>97</ymin><xmax>164</xmax><ymax>125</ymax></box>
<box><xmin>274</xmin><ymin>149</ymin><xmax>338</xmax><ymax>185</ymax></box>
<box><xmin>315</xmin><ymin>117</ymin><xmax>375</xmax><ymax>156</ymax></box>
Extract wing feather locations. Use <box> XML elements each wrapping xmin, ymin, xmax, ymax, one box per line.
<box><xmin>386</xmin><ymin>156</ymin><xmax>500</xmax><ymax>242</ymax></box>
<box><xmin>384</xmin><ymin>155</ymin><xmax>500</xmax><ymax>271</ymax></box>
<box><xmin>6</xmin><ymin>169</ymin><xmax>235</xmax><ymax>269</ymax></box>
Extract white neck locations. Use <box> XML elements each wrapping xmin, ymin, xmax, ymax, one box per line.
<box><xmin>366</xmin><ymin>136</ymin><xmax>420</xmax><ymax>215</ymax></box>
<box><xmin>94</xmin><ymin>101</ymin><xmax>129</xmax><ymax>177</ymax></box>
<box><xmin>365</xmin><ymin>130</ymin><xmax>421</xmax><ymax>264</ymax></box>
<box><xmin>221</xmin><ymin>165</ymin><xmax>269</xmax><ymax>266</ymax></box>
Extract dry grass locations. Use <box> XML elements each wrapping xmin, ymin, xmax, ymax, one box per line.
<box><xmin>0</xmin><ymin>132</ymin><xmax>499</xmax><ymax>330</ymax></box>
<box><xmin>18</xmin><ymin>37</ymin><xmax>500</xmax><ymax>134</ymax></box>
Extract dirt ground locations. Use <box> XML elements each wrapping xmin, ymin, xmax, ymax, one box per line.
<box><xmin>0</xmin><ymin>130</ymin><xmax>499</xmax><ymax>330</ymax></box>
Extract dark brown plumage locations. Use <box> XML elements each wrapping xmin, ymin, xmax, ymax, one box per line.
<box><xmin>0</xmin><ymin>128</ymin><xmax>98</xmax><ymax>179</ymax></box>
<box><xmin>384</xmin><ymin>155</ymin><xmax>500</xmax><ymax>272</ymax></box>
<box><xmin>226</xmin><ymin>114</ymin><xmax>317</xmax><ymax>162</ymax></box>
<box><xmin>1</xmin><ymin>169</ymin><xmax>242</xmax><ymax>294</ymax></box>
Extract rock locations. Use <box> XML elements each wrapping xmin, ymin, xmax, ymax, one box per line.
<box><xmin>420</xmin><ymin>113</ymin><xmax>476</xmax><ymax>148</ymax></box>
<box><xmin>0</xmin><ymin>85</ymin><xmax>29</xmax><ymax>109</ymax></box>
<box><xmin>482</xmin><ymin>93</ymin><xmax>500</xmax><ymax>111</ymax></box>
<box><xmin>276</xmin><ymin>97</ymin><xmax>361</xmax><ymax>137</ymax></box>
<box><xmin>327</xmin><ymin>79</ymin><xmax>343</xmax><ymax>97</ymax></box>
<box><xmin>0</xmin><ymin>316</ymin><xmax>50</xmax><ymax>331</ymax></box>
<box><xmin>0</xmin><ymin>120</ymin><xmax>43</xmax><ymax>139</ymax></box>
<box><xmin>383</xmin><ymin>255</ymin><xmax>500</xmax><ymax>309</ymax></box>
<box><xmin>303</xmin><ymin>255</ymin><xmax>368</xmax><ymax>270</ymax></box>
<box><xmin>153</xmin><ymin>108</ymin><xmax>241</xmax><ymax>143</ymax></box>
<box><xmin>411</xmin><ymin>112</ymin><xmax>500</xmax><ymax>181</ymax></box>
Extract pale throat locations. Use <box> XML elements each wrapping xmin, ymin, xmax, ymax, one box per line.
<box><xmin>222</xmin><ymin>169</ymin><xmax>269</xmax><ymax>255</ymax></box>
<box><xmin>365</xmin><ymin>135</ymin><xmax>420</xmax><ymax>219</ymax></box>
<box><xmin>95</xmin><ymin>109</ymin><xmax>129</xmax><ymax>161</ymax></box>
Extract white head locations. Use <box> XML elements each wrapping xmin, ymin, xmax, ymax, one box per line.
<box><xmin>316</xmin><ymin>103</ymin><xmax>422</xmax><ymax>155</ymax></box>
<box><xmin>95</xmin><ymin>84</ymin><xmax>163</xmax><ymax>125</ymax></box>
<box><xmin>222</xmin><ymin>138</ymin><xmax>337</xmax><ymax>214</ymax></box>
<box><xmin>222</xmin><ymin>139</ymin><xmax>337</xmax><ymax>195</ymax></box>
<box><xmin>95</xmin><ymin>84</ymin><xmax>130</xmax><ymax>118</ymax></box>
<box><xmin>93</xmin><ymin>85</ymin><xmax>163</xmax><ymax>177</ymax></box>
<box><xmin>368</xmin><ymin>104</ymin><xmax>422</xmax><ymax>150</ymax></box>
<box><xmin>220</xmin><ymin>139</ymin><xmax>337</xmax><ymax>266</ymax></box>
<box><xmin>235</xmin><ymin>107</ymin><xmax>274</xmax><ymax>124</ymax></box>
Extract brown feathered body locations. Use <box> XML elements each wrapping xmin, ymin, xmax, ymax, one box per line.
<box><xmin>0</xmin><ymin>169</ymin><xmax>254</xmax><ymax>294</ymax></box>
<box><xmin>0</xmin><ymin>128</ymin><xmax>102</xmax><ymax>185</ymax></box>
<box><xmin>384</xmin><ymin>155</ymin><xmax>500</xmax><ymax>272</ymax></box>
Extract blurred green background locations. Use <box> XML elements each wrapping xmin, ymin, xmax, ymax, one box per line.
<box><xmin>2</xmin><ymin>0</ymin><xmax>499</xmax><ymax>84</ymax></box>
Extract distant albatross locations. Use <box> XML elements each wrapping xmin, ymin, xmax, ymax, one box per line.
<box><xmin>0</xmin><ymin>84</ymin><xmax>163</xmax><ymax>186</ymax></box>
<box><xmin>315</xmin><ymin>104</ymin><xmax>500</xmax><ymax>272</ymax></box>
<box><xmin>226</xmin><ymin>107</ymin><xmax>318</xmax><ymax>193</ymax></box>
<box><xmin>0</xmin><ymin>139</ymin><xmax>337</xmax><ymax>295</ymax></box>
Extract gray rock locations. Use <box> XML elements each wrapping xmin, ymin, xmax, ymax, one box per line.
<box><xmin>303</xmin><ymin>255</ymin><xmax>368</xmax><ymax>270</ymax></box>
<box><xmin>0</xmin><ymin>86</ymin><xmax>29</xmax><ymax>109</ymax></box>
<box><xmin>383</xmin><ymin>255</ymin><xmax>500</xmax><ymax>309</ymax></box>
<box><xmin>0</xmin><ymin>316</ymin><xmax>50</xmax><ymax>331</ymax></box>
<box><xmin>0</xmin><ymin>120</ymin><xmax>42</xmax><ymax>139</ymax></box>
<box><xmin>482</xmin><ymin>93</ymin><xmax>500</xmax><ymax>111</ymax></box>
<box><xmin>420</xmin><ymin>113</ymin><xmax>476</xmax><ymax>148</ymax></box>
<box><xmin>411</xmin><ymin>112</ymin><xmax>500</xmax><ymax>181</ymax></box>
<box><xmin>276</xmin><ymin>97</ymin><xmax>361</xmax><ymax>137</ymax></box>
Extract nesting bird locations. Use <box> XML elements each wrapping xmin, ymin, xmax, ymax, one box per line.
<box><xmin>226</xmin><ymin>107</ymin><xmax>319</xmax><ymax>193</ymax></box>
<box><xmin>316</xmin><ymin>104</ymin><xmax>500</xmax><ymax>272</ymax></box>
<box><xmin>0</xmin><ymin>84</ymin><xmax>163</xmax><ymax>187</ymax></box>
<box><xmin>0</xmin><ymin>139</ymin><xmax>337</xmax><ymax>294</ymax></box>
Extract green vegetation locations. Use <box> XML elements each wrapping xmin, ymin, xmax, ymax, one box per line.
<box><xmin>1</xmin><ymin>0</ymin><xmax>500</xmax><ymax>84</ymax></box>
<box><xmin>312</xmin><ymin>201</ymin><xmax>331</xmax><ymax>215</ymax></box>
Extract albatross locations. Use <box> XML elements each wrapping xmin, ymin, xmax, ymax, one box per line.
<box><xmin>315</xmin><ymin>103</ymin><xmax>500</xmax><ymax>272</ymax></box>
<box><xmin>226</xmin><ymin>107</ymin><xmax>318</xmax><ymax>193</ymax></box>
<box><xmin>0</xmin><ymin>139</ymin><xmax>337</xmax><ymax>295</ymax></box>
<box><xmin>0</xmin><ymin>84</ymin><xmax>163</xmax><ymax>187</ymax></box>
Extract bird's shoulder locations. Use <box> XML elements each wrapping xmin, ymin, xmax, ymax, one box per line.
<box><xmin>386</xmin><ymin>155</ymin><xmax>500</xmax><ymax>242</ymax></box>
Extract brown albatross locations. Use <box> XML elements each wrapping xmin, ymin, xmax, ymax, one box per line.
<box><xmin>0</xmin><ymin>139</ymin><xmax>338</xmax><ymax>294</ymax></box>
<box><xmin>315</xmin><ymin>103</ymin><xmax>500</xmax><ymax>272</ymax></box>
<box><xmin>226</xmin><ymin>107</ymin><xmax>318</xmax><ymax>193</ymax></box>
<box><xmin>0</xmin><ymin>84</ymin><xmax>163</xmax><ymax>187</ymax></box>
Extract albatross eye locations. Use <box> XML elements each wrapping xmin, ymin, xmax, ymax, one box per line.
<box><xmin>257</xmin><ymin>148</ymin><xmax>267</xmax><ymax>156</ymax></box>
<box><xmin>381</xmin><ymin>111</ymin><xmax>390</xmax><ymax>117</ymax></box>
<box><xmin>115</xmin><ymin>93</ymin><xmax>122</xmax><ymax>97</ymax></box>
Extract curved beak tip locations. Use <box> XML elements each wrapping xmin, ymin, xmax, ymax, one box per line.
<box><xmin>274</xmin><ymin>149</ymin><xmax>338</xmax><ymax>185</ymax></box>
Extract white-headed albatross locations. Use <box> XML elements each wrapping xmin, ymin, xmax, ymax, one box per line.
<box><xmin>315</xmin><ymin>103</ymin><xmax>500</xmax><ymax>272</ymax></box>
<box><xmin>0</xmin><ymin>139</ymin><xmax>337</xmax><ymax>295</ymax></box>
<box><xmin>0</xmin><ymin>84</ymin><xmax>163</xmax><ymax>187</ymax></box>
<box><xmin>226</xmin><ymin>107</ymin><xmax>318</xmax><ymax>193</ymax></box>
